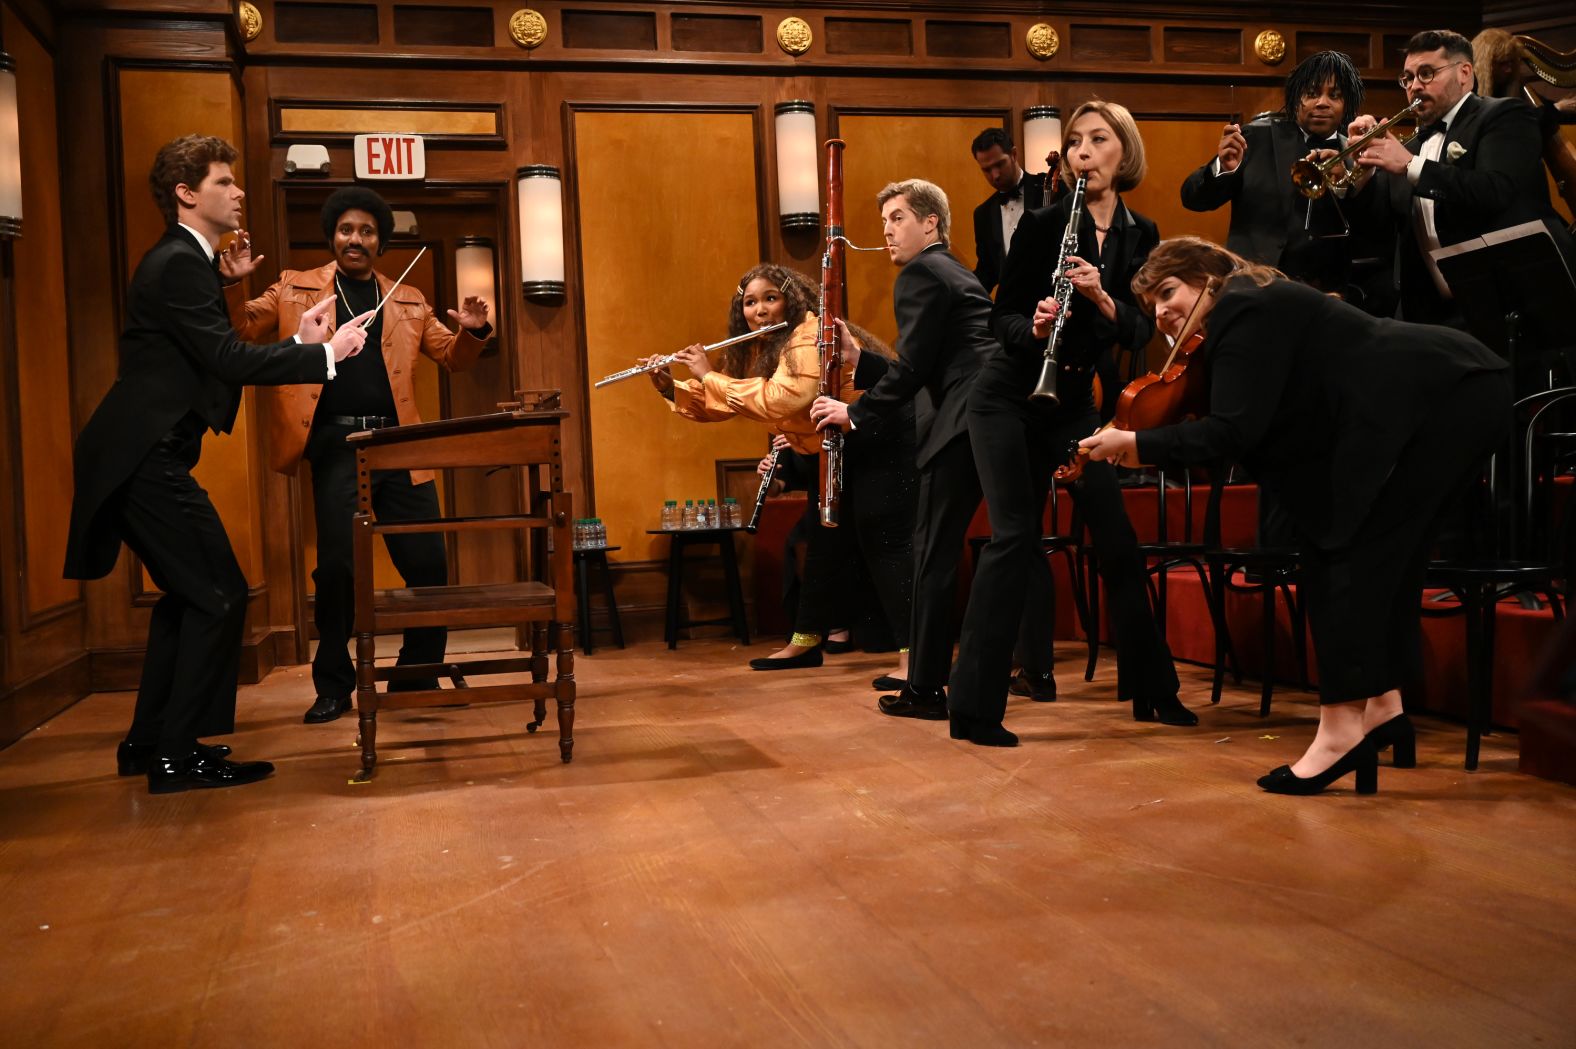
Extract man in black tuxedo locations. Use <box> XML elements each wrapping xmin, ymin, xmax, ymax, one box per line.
<box><xmin>812</xmin><ymin>178</ymin><xmax>1045</xmax><ymax>720</ymax></box>
<box><xmin>64</xmin><ymin>134</ymin><xmax>369</xmax><ymax>794</ymax></box>
<box><xmin>1351</xmin><ymin>29</ymin><xmax>1576</xmax><ymax>329</ymax></box>
<box><xmin>1180</xmin><ymin>50</ymin><xmax>1388</xmax><ymax>309</ymax></box>
<box><xmin>970</xmin><ymin>128</ymin><xmax>1053</xmax><ymax>295</ymax></box>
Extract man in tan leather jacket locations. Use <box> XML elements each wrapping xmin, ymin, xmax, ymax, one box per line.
<box><xmin>222</xmin><ymin>187</ymin><xmax>490</xmax><ymax>723</ymax></box>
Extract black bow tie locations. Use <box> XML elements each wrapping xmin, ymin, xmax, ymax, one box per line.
<box><xmin>1305</xmin><ymin>136</ymin><xmax>1340</xmax><ymax>153</ymax></box>
<box><xmin>1421</xmin><ymin>120</ymin><xmax>1448</xmax><ymax>140</ymax></box>
<box><xmin>995</xmin><ymin>188</ymin><xmax>1022</xmax><ymax>206</ymax></box>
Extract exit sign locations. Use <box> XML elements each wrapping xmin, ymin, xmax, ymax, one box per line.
<box><xmin>353</xmin><ymin>133</ymin><xmax>426</xmax><ymax>180</ymax></box>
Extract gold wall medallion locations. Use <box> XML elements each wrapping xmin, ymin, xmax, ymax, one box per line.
<box><xmin>1254</xmin><ymin>29</ymin><xmax>1287</xmax><ymax>65</ymax></box>
<box><xmin>1026</xmin><ymin>23</ymin><xmax>1060</xmax><ymax>61</ymax></box>
<box><xmin>237</xmin><ymin>1</ymin><xmax>263</xmax><ymax>42</ymax></box>
<box><xmin>509</xmin><ymin>8</ymin><xmax>549</xmax><ymax>50</ymax></box>
<box><xmin>776</xmin><ymin>17</ymin><xmax>813</xmax><ymax>56</ymax></box>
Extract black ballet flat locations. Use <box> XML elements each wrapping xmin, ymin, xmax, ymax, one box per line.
<box><xmin>748</xmin><ymin>647</ymin><xmax>824</xmax><ymax>671</ymax></box>
<box><xmin>948</xmin><ymin>713</ymin><xmax>1019</xmax><ymax>748</ymax></box>
<box><xmin>1365</xmin><ymin>713</ymin><xmax>1417</xmax><ymax>768</ymax></box>
<box><xmin>823</xmin><ymin>638</ymin><xmax>855</xmax><ymax>655</ymax></box>
<box><xmin>871</xmin><ymin>674</ymin><xmax>907</xmax><ymax>691</ymax></box>
<box><xmin>1258</xmin><ymin>740</ymin><xmax>1379</xmax><ymax>796</ymax></box>
<box><xmin>1133</xmin><ymin>694</ymin><xmax>1199</xmax><ymax>726</ymax></box>
<box><xmin>1009</xmin><ymin>670</ymin><xmax>1057</xmax><ymax>703</ymax></box>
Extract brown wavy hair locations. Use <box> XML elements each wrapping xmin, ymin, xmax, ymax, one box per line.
<box><xmin>721</xmin><ymin>264</ymin><xmax>892</xmax><ymax>378</ymax></box>
<box><xmin>148</xmin><ymin>134</ymin><xmax>238</xmax><ymax>226</ymax></box>
<box><xmin>1129</xmin><ymin>236</ymin><xmax>1282</xmax><ymax>310</ymax></box>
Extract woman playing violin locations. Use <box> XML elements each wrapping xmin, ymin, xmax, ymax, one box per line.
<box><xmin>948</xmin><ymin>100</ymin><xmax>1195</xmax><ymax>747</ymax></box>
<box><xmin>1080</xmin><ymin>236</ymin><xmax>1510</xmax><ymax>795</ymax></box>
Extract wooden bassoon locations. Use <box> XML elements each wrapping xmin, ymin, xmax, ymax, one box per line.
<box><xmin>817</xmin><ymin>139</ymin><xmax>847</xmax><ymax>527</ymax></box>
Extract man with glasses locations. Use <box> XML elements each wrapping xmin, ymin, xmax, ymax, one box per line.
<box><xmin>1348</xmin><ymin>29</ymin><xmax>1575</xmax><ymax>327</ymax></box>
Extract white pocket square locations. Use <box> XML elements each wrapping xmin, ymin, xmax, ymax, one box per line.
<box><xmin>1445</xmin><ymin>141</ymin><xmax>1467</xmax><ymax>162</ymax></box>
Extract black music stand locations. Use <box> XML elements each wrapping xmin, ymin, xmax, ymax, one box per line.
<box><xmin>1432</xmin><ymin>220</ymin><xmax>1576</xmax><ymax>392</ymax></box>
<box><xmin>1433</xmin><ymin>222</ymin><xmax>1576</xmax><ymax>568</ymax></box>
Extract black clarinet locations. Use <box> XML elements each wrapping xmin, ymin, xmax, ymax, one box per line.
<box><xmin>745</xmin><ymin>447</ymin><xmax>783</xmax><ymax>534</ymax></box>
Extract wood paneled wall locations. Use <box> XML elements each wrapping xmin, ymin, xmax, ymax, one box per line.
<box><xmin>0</xmin><ymin>0</ymin><xmax>1503</xmax><ymax>730</ymax></box>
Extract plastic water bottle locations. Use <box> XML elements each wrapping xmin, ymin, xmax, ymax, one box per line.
<box><xmin>592</xmin><ymin>518</ymin><xmax>607</xmax><ymax>546</ymax></box>
<box><xmin>707</xmin><ymin>499</ymin><xmax>719</xmax><ymax>528</ymax></box>
<box><xmin>725</xmin><ymin>498</ymin><xmax>741</xmax><ymax>528</ymax></box>
<box><xmin>682</xmin><ymin>500</ymin><xmax>698</xmax><ymax>529</ymax></box>
<box><xmin>572</xmin><ymin>519</ymin><xmax>586</xmax><ymax>550</ymax></box>
<box><xmin>661</xmin><ymin>500</ymin><xmax>678</xmax><ymax>530</ymax></box>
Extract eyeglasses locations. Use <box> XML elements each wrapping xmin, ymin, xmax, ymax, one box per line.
<box><xmin>1398</xmin><ymin>61</ymin><xmax>1462</xmax><ymax>89</ymax></box>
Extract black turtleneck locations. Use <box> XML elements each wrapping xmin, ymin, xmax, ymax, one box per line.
<box><xmin>314</xmin><ymin>271</ymin><xmax>397</xmax><ymax>420</ymax></box>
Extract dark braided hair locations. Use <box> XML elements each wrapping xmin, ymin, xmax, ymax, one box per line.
<box><xmin>721</xmin><ymin>264</ymin><xmax>892</xmax><ymax>379</ymax></box>
<box><xmin>1281</xmin><ymin>51</ymin><xmax>1364</xmax><ymax>126</ymax></box>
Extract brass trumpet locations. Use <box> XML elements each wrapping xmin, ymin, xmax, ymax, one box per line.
<box><xmin>1290</xmin><ymin>98</ymin><xmax>1424</xmax><ymax>199</ymax></box>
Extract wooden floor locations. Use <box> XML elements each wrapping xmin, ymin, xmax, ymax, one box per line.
<box><xmin>2</xmin><ymin>638</ymin><xmax>1574</xmax><ymax>1048</ymax></box>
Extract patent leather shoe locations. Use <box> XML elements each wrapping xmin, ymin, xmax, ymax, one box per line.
<box><xmin>117</xmin><ymin>740</ymin><xmax>230</xmax><ymax>776</ymax></box>
<box><xmin>1008</xmin><ymin>669</ymin><xmax>1057</xmax><ymax>703</ymax></box>
<box><xmin>822</xmin><ymin>638</ymin><xmax>855</xmax><ymax>654</ymax></box>
<box><xmin>147</xmin><ymin>753</ymin><xmax>276</xmax><ymax>794</ymax></box>
<box><xmin>948</xmin><ymin>713</ymin><xmax>1019</xmax><ymax>747</ymax></box>
<box><xmin>871</xmin><ymin>674</ymin><xmax>907</xmax><ymax>690</ymax></box>
<box><xmin>1258</xmin><ymin>739</ymin><xmax>1378</xmax><ymax>796</ymax></box>
<box><xmin>1133</xmin><ymin>693</ymin><xmax>1199</xmax><ymax>726</ymax></box>
<box><xmin>748</xmin><ymin>647</ymin><xmax>823</xmax><ymax>671</ymax></box>
<box><xmin>877</xmin><ymin>685</ymin><xmax>948</xmax><ymax>720</ymax></box>
<box><xmin>1364</xmin><ymin>713</ymin><xmax>1417</xmax><ymax>768</ymax></box>
<box><xmin>303</xmin><ymin>694</ymin><xmax>353</xmax><ymax>724</ymax></box>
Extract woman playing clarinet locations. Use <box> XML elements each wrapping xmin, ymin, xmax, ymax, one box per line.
<box><xmin>949</xmin><ymin>100</ymin><xmax>1195</xmax><ymax>747</ymax></box>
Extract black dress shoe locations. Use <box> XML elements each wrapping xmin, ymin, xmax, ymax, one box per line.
<box><xmin>1133</xmin><ymin>694</ymin><xmax>1199</xmax><ymax>726</ymax></box>
<box><xmin>1008</xmin><ymin>670</ymin><xmax>1057</xmax><ymax>703</ymax></box>
<box><xmin>822</xmin><ymin>638</ymin><xmax>855</xmax><ymax>654</ymax></box>
<box><xmin>949</xmin><ymin>713</ymin><xmax>1019</xmax><ymax>747</ymax></box>
<box><xmin>304</xmin><ymin>694</ymin><xmax>353</xmax><ymax>724</ymax></box>
<box><xmin>147</xmin><ymin>753</ymin><xmax>276</xmax><ymax>795</ymax></box>
<box><xmin>748</xmin><ymin>647</ymin><xmax>824</xmax><ymax>671</ymax></box>
<box><xmin>1364</xmin><ymin>713</ymin><xmax>1417</xmax><ymax>768</ymax></box>
<box><xmin>1258</xmin><ymin>740</ymin><xmax>1378</xmax><ymax>796</ymax></box>
<box><xmin>871</xmin><ymin>674</ymin><xmax>907</xmax><ymax>691</ymax></box>
<box><xmin>117</xmin><ymin>740</ymin><xmax>231</xmax><ymax>777</ymax></box>
<box><xmin>877</xmin><ymin>685</ymin><xmax>948</xmax><ymax>720</ymax></box>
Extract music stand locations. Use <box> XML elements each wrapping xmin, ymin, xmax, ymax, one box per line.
<box><xmin>1434</xmin><ymin>222</ymin><xmax>1576</xmax><ymax>567</ymax></box>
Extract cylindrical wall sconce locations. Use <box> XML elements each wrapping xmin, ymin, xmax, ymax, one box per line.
<box><xmin>1022</xmin><ymin>106</ymin><xmax>1063</xmax><ymax>176</ymax></box>
<box><xmin>516</xmin><ymin>165</ymin><xmax>564</xmax><ymax>300</ymax></box>
<box><xmin>455</xmin><ymin>235</ymin><xmax>497</xmax><ymax>338</ymax></box>
<box><xmin>0</xmin><ymin>53</ymin><xmax>22</xmax><ymax>239</ymax></box>
<box><xmin>774</xmin><ymin>101</ymin><xmax>819</xmax><ymax>230</ymax></box>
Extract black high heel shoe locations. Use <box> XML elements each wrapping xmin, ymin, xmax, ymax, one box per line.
<box><xmin>1364</xmin><ymin>713</ymin><xmax>1417</xmax><ymax>768</ymax></box>
<box><xmin>1133</xmin><ymin>694</ymin><xmax>1199</xmax><ymax>726</ymax></box>
<box><xmin>1258</xmin><ymin>739</ymin><xmax>1379</xmax><ymax>796</ymax></box>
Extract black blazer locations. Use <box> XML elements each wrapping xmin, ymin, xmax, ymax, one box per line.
<box><xmin>1377</xmin><ymin>94</ymin><xmax>1576</xmax><ymax>319</ymax></box>
<box><xmin>65</xmin><ymin>226</ymin><xmax>330</xmax><ymax>580</ymax></box>
<box><xmin>987</xmin><ymin>194</ymin><xmax>1158</xmax><ymax>401</ymax></box>
<box><xmin>972</xmin><ymin>168</ymin><xmax>1054</xmax><ymax>294</ymax></box>
<box><xmin>1135</xmin><ymin>279</ymin><xmax>1507</xmax><ymax>551</ymax></box>
<box><xmin>847</xmin><ymin>243</ymin><xmax>995</xmax><ymax>469</ymax></box>
<box><xmin>1179</xmin><ymin>117</ymin><xmax>1346</xmax><ymax>266</ymax></box>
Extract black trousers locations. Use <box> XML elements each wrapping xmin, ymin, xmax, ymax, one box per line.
<box><xmin>794</xmin><ymin>454</ymin><xmax>918</xmax><ymax>649</ymax></box>
<box><xmin>306</xmin><ymin>422</ymin><xmax>448</xmax><ymax>700</ymax></box>
<box><xmin>1302</xmin><ymin>369</ymin><xmax>1512</xmax><ymax>704</ymax></box>
<box><xmin>117</xmin><ymin>416</ymin><xmax>248</xmax><ymax>753</ymax></box>
<box><xmin>950</xmin><ymin>388</ymin><xmax>1179</xmax><ymax>722</ymax></box>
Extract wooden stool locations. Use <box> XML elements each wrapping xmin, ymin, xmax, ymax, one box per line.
<box><xmin>574</xmin><ymin>545</ymin><xmax>624</xmax><ymax>655</ymax></box>
<box><xmin>648</xmin><ymin>527</ymin><xmax>750</xmax><ymax>649</ymax></box>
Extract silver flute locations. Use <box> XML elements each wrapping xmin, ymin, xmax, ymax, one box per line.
<box><xmin>594</xmin><ymin>321</ymin><xmax>790</xmax><ymax>388</ymax></box>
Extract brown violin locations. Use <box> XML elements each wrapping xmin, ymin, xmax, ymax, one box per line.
<box><xmin>1057</xmin><ymin>276</ymin><xmax>1222</xmax><ymax>482</ymax></box>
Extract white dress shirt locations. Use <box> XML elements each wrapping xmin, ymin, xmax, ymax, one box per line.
<box><xmin>1407</xmin><ymin>92</ymin><xmax>1472</xmax><ymax>299</ymax></box>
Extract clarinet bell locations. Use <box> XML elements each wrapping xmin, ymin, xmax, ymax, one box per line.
<box><xmin>1030</xmin><ymin>357</ymin><xmax>1061</xmax><ymax>405</ymax></box>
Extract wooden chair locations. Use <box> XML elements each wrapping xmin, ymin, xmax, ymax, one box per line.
<box><xmin>348</xmin><ymin>402</ymin><xmax>576</xmax><ymax>781</ymax></box>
